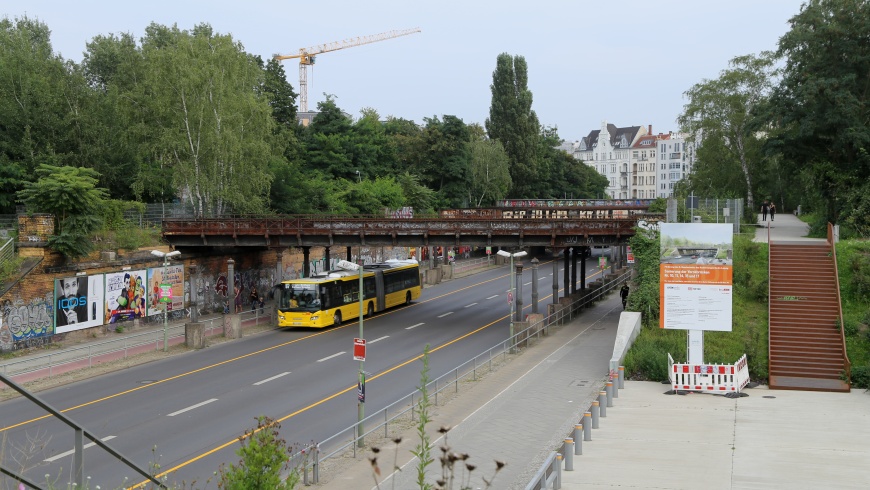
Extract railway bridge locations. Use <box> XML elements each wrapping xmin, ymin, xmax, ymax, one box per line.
<box><xmin>162</xmin><ymin>200</ymin><xmax>663</xmax><ymax>289</ymax></box>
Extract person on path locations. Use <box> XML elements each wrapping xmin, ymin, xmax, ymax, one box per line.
<box><xmin>234</xmin><ymin>285</ymin><xmax>242</xmax><ymax>313</ymax></box>
<box><xmin>761</xmin><ymin>200</ymin><xmax>769</xmax><ymax>222</ymax></box>
<box><xmin>769</xmin><ymin>202</ymin><xmax>776</xmax><ymax>222</ymax></box>
<box><xmin>620</xmin><ymin>284</ymin><xmax>630</xmax><ymax>310</ymax></box>
<box><xmin>249</xmin><ymin>287</ymin><xmax>259</xmax><ymax>312</ymax></box>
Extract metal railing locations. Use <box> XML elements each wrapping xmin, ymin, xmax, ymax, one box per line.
<box><xmin>0</xmin><ymin>237</ymin><xmax>13</xmax><ymax>270</ymax></box>
<box><xmin>294</xmin><ymin>269</ymin><xmax>632</xmax><ymax>485</ymax></box>
<box><xmin>0</xmin><ymin>307</ymin><xmax>275</xmax><ymax>380</ymax></box>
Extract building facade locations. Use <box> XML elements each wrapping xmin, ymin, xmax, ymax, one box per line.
<box><xmin>568</xmin><ymin>122</ymin><xmax>699</xmax><ymax>199</ymax></box>
<box><xmin>574</xmin><ymin>121</ymin><xmax>646</xmax><ymax>199</ymax></box>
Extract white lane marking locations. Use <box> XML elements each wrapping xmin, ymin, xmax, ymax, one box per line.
<box><xmin>485</xmin><ymin>295</ymin><xmax>498</xmax><ymax>300</ymax></box>
<box><xmin>406</xmin><ymin>323</ymin><xmax>425</xmax><ymax>330</ymax></box>
<box><xmin>464</xmin><ymin>303</ymin><xmax>478</xmax><ymax>308</ymax></box>
<box><xmin>168</xmin><ymin>399</ymin><xmax>218</xmax><ymax>417</ymax></box>
<box><xmin>253</xmin><ymin>372</ymin><xmax>291</xmax><ymax>386</ymax></box>
<box><xmin>45</xmin><ymin>436</ymin><xmax>116</xmax><ymax>462</ymax></box>
<box><xmin>539</xmin><ymin>277</ymin><xmax>547</xmax><ymax>281</ymax></box>
<box><xmin>369</xmin><ymin>336</ymin><xmax>389</xmax><ymax>344</ymax></box>
<box><xmin>317</xmin><ymin>352</ymin><xmax>346</xmax><ymax>362</ymax></box>
<box><xmin>523</xmin><ymin>281</ymin><xmax>532</xmax><ymax>286</ymax></box>
<box><xmin>437</xmin><ymin>312</ymin><xmax>454</xmax><ymax>318</ymax></box>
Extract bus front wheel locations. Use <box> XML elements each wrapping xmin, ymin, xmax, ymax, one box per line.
<box><xmin>367</xmin><ymin>302</ymin><xmax>374</xmax><ymax>317</ymax></box>
<box><xmin>333</xmin><ymin>311</ymin><xmax>342</xmax><ymax>326</ymax></box>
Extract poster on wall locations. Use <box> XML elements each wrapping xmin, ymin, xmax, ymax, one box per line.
<box><xmin>147</xmin><ymin>265</ymin><xmax>184</xmax><ymax>316</ymax></box>
<box><xmin>659</xmin><ymin>223</ymin><xmax>733</xmax><ymax>331</ymax></box>
<box><xmin>55</xmin><ymin>274</ymin><xmax>105</xmax><ymax>333</ymax></box>
<box><xmin>104</xmin><ymin>270</ymin><xmax>147</xmax><ymax>323</ymax></box>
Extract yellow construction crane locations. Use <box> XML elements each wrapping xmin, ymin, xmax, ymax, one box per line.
<box><xmin>274</xmin><ymin>28</ymin><xmax>421</xmax><ymax>113</ymax></box>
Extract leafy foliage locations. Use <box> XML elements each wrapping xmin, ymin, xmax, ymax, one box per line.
<box><xmin>218</xmin><ymin>416</ymin><xmax>300</xmax><ymax>490</ymax></box>
<box><xmin>17</xmin><ymin>164</ymin><xmax>108</xmax><ymax>259</ymax></box>
<box><xmin>765</xmin><ymin>0</ymin><xmax>870</xmax><ymax>233</ymax></box>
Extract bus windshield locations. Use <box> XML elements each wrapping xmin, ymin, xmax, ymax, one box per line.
<box><xmin>280</xmin><ymin>283</ymin><xmax>321</xmax><ymax>310</ymax></box>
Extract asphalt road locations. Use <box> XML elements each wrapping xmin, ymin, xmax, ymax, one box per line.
<box><xmin>0</xmin><ymin>256</ymin><xmax>610</xmax><ymax>488</ymax></box>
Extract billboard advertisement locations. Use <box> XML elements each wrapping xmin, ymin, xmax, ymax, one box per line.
<box><xmin>55</xmin><ymin>274</ymin><xmax>105</xmax><ymax>333</ymax></box>
<box><xmin>147</xmin><ymin>265</ymin><xmax>185</xmax><ymax>316</ymax></box>
<box><xmin>659</xmin><ymin>223</ymin><xmax>733</xmax><ymax>331</ymax></box>
<box><xmin>105</xmin><ymin>270</ymin><xmax>147</xmax><ymax>323</ymax></box>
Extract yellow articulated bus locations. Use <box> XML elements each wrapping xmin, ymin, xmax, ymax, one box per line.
<box><xmin>276</xmin><ymin>259</ymin><xmax>422</xmax><ymax>328</ymax></box>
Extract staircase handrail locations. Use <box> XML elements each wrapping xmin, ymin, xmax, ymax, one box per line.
<box><xmin>827</xmin><ymin>222</ymin><xmax>851</xmax><ymax>382</ymax></box>
<box><xmin>767</xmin><ymin>221</ymin><xmax>771</xmax><ymax>370</ymax></box>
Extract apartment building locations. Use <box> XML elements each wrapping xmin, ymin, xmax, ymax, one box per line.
<box><xmin>631</xmin><ymin>130</ymin><xmax>657</xmax><ymax>199</ymax></box>
<box><xmin>567</xmin><ymin>123</ymin><xmax>699</xmax><ymax>199</ymax></box>
<box><xmin>656</xmin><ymin>132</ymin><xmax>697</xmax><ymax>198</ymax></box>
<box><xmin>574</xmin><ymin>121</ymin><xmax>646</xmax><ymax>199</ymax></box>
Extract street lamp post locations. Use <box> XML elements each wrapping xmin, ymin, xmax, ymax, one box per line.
<box><xmin>151</xmin><ymin>250</ymin><xmax>181</xmax><ymax>352</ymax></box>
<box><xmin>496</xmin><ymin>250</ymin><xmax>527</xmax><ymax>351</ymax></box>
<box><xmin>337</xmin><ymin>258</ymin><xmax>365</xmax><ymax>448</ymax></box>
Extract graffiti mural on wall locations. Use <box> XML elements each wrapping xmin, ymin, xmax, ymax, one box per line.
<box><xmin>0</xmin><ymin>293</ymin><xmax>55</xmax><ymax>352</ymax></box>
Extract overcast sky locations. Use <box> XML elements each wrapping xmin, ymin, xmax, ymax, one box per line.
<box><xmin>10</xmin><ymin>0</ymin><xmax>805</xmax><ymax>142</ymax></box>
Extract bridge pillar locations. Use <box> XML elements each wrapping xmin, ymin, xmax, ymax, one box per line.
<box><xmin>581</xmin><ymin>247</ymin><xmax>587</xmax><ymax>291</ymax></box>
<box><xmin>531</xmin><ymin>258</ymin><xmax>539</xmax><ymax>314</ymax></box>
<box><xmin>571</xmin><ymin>247</ymin><xmax>578</xmax><ymax>295</ymax></box>
<box><xmin>276</xmin><ymin>250</ymin><xmax>284</xmax><ymax>281</ymax></box>
<box><xmin>563</xmin><ymin>249</ymin><xmax>570</xmax><ymax>299</ymax></box>
<box><xmin>227</xmin><ymin>258</ymin><xmax>235</xmax><ymax>313</ymax></box>
<box><xmin>346</xmin><ymin>246</ymin><xmax>352</xmax><ymax>262</ymax></box>
<box><xmin>552</xmin><ymin>250</ymin><xmax>560</xmax><ymax>304</ymax></box>
<box><xmin>323</xmin><ymin>247</ymin><xmax>331</xmax><ymax>272</ymax></box>
<box><xmin>303</xmin><ymin>247</ymin><xmax>311</xmax><ymax>278</ymax></box>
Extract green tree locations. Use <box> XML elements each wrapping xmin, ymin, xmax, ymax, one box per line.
<box><xmin>17</xmin><ymin>164</ymin><xmax>108</xmax><ymax>260</ymax></box>
<box><xmin>678</xmin><ymin>52</ymin><xmax>778</xmax><ymax>213</ymax></box>
<box><xmin>467</xmin><ymin>137</ymin><xmax>511</xmax><ymax>206</ymax></box>
<box><xmin>420</xmin><ymin>115</ymin><xmax>471</xmax><ymax>208</ymax></box>
<box><xmin>218</xmin><ymin>416</ymin><xmax>299</xmax><ymax>490</ymax></box>
<box><xmin>342</xmin><ymin>176</ymin><xmax>405</xmax><ymax>214</ymax></box>
<box><xmin>765</xmin><ymin>0</ymin><xmax>870</xmax><ymax>234</ymax></box>
<box><xmin>0</xmin><ymin>16</ymin><xmax>76</xmax><ymax>212</ymax></box>
<box><xmin>538</xmin><ymin>126</ymin><xmax>608</xmax><ymax>199</ymax></box>
<box><xmin>261</xmin><ymin>57</ymin><xmax>298</xmax><ymax>131</ymax></box>
<box><xmin>138</xmin><ymin>23</ymin><xmax>276</xmax><ymax>216</ymax></box>
<box><xmin>485</xmin><ymin>53</ymin><xmax>541</xmax><ymax>198</ymax></box>
<box><xmin>396</xmin><ymin>171</ymin><xmax>435</xmax><ymax>214</ymax></box>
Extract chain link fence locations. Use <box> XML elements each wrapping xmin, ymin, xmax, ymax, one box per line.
<box><xmin>667</xmin><ymin>197</ymin><xmax>744</xmax><ymax>233</ymax></box>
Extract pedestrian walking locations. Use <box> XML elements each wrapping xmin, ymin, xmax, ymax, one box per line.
<box><xmin>769</xmin><ymin>203</ymin><xmax>776</xmax><ymax>222</ymax></box>
<box><xmin>234</xmin><ymin>285</ymin><xmax>242</xmax><ymax>313</ymax></box>
<box><xmin>620</xmin><ymin>284</ymin><xmax>630</xmax><ymax>310</ymax></box>
<box><xmin>249</xmin><ymin>287</ymin><xmax>259</xmax><ymax>312</ymax></box>
<box><xmin>761</xmin><ymin>200</ymin><xmax>769</xmax><ymax>222</ymax></box>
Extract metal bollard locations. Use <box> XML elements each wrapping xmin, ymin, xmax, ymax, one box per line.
<box><xmin>606</xmin><ymin>381</ymin><xmax>614</xmax><ymax>407</ymax></box>
<box><xmin>619</xmin><ymin>365</ymin><xmax>625</xmax><ymax>389</ymax></box>
<box><xmin>599</xmin><ymin>391</ymin><xmax>607</xmax><ymax>417</ymax></box>
<box><xmin>583</xmin><ymin>412</ymin><xmax>592</xmax><ymax>441</ymax></box>
<box><xmin>612</xmin><ymin>374</ymin><xmax>619</xmax><ymax>398</ymax></box>
<box><xmin>591</xmin><ymin>399</ymin><xmax>600</xmax><ymax>429</ymax></box>
<box><xmin>563</xmin><ymin>438</ymin><xmax>574</xmax><ymax>471</ymax></box>
<box><xmin>574</xmin><ymin>424</ymin><xmax>583</xmax><ymax>455</ymax></box>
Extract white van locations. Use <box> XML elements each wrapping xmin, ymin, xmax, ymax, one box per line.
<box><xmin>589</xmin><ymin>246</ymin><xmax>611</xmax><ymax>257</ymax></box>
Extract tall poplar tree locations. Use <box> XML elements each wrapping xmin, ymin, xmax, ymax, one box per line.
<box><xmin>485</xmin><ymin>53</ymin><xmax>540</xmax><ymax>198</ymax></box>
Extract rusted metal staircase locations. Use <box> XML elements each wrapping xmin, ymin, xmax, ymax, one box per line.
<box><xmin>768</xmin><ymin>226</ymin><xmax>850</xmax><ymax>392</ymax></box>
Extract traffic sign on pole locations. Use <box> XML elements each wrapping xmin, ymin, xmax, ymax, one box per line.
<box><xmin>353</xmin><ymin>338</ymin><xmax>366</xmax><ymax>361</ymax></box>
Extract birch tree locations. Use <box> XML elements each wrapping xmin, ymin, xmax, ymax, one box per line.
<box><xmin>140</xmin><ymin>23</ymin><xmax>275</xmax><ymax>217</ymax></box>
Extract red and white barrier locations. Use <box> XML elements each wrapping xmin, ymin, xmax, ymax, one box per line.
<box><xmin>667</xmin><ymin>353</ymin><xmax>750</xmax><ymax>393</ymax></box>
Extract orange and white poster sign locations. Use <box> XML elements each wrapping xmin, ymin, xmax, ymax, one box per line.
<box><xmin>659</xmin><ymin>224</ymin><xmax>733</xmax><ymax>331</ymax></box>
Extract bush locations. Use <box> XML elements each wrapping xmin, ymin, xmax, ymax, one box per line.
<box><xmin>218</xmin><ymin>416</ymin><xmax>300</xmax><ymax>490</ymax></box>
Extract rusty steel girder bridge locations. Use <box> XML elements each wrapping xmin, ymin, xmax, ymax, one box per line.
<box><xmin>161</xmin><ymin>204</ymin><xmax>664</xmax><ymax>251</ymax></box>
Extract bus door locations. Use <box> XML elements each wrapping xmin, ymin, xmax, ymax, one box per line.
<box><xmin>373</xmin><ymin>270</ymin><xmax>386</xmax><ymax>311</ymax></box>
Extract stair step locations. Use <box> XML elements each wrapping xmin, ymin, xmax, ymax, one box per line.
<box><xmin>768</xmin><ymin>375</ymin><xmax>850</xmax><ymax>392</ymax></box>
